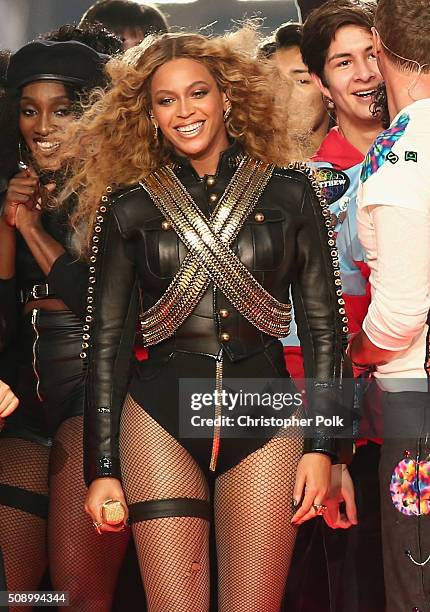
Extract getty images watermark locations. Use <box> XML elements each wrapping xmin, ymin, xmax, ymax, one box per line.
<box><xmin>179</xmin><ymin>378</ymin><xmax>352</xmax><ymax>439</ymax></box>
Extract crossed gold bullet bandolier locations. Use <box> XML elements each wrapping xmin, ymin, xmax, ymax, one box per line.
<box><xmin>138</xmin><ymin>156</ymin><xmax>293</xmax><ymax>347</ymax></box>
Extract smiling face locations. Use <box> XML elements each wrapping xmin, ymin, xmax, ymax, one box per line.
<box><xmin>19</xmin><ymin>81</ymin><xmax>74</xmax><ymax>171</ymax></box>
<box><xmin>316</xmin><ymin>25</ymin><xmax>383</xmax><ymax>127</ymax></box>
<box><xmin>150</xmin><ymin>57</ymin><xmax>230</xmax><ymax>165</ymax></box>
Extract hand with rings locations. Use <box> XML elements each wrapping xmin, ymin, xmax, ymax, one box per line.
<box><xmin>291</xmin><ymin>453</ymin><xmax>332</xmax><ymax>526</ymax></box>
<box><xmin>311</xmin><ymin>503</ymin><xmax>328</xmax><ymax>516</ymax></box>
<box><xmin>93</xmin><ymin>521</ymin><xmax>103</xmax><ymax>535</ymax></box>
<box><xmin>85</xmin><ymin>477</ymin><xmax>129</xmax><ymax>534</ymax></box>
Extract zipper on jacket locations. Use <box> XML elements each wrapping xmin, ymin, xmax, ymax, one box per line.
<box><xmin>31</xmin><ymin>308</ymin><xmax>43</xmax><ymax>402</ymax></box>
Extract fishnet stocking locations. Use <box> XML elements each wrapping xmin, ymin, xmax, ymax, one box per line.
<box><xmin>0</xmin><ymin>438</ymin><xmax>49</xmax><ymax>612</ymax></box>
<box><xmin>215</xmin><ymin>432</ymin><xmax>304</xmax><ymax>612</ymax></box>
<box><xmin>48</xmin><ymin>416</ymin><xmax>129</xmax><ymax>612</ymax></box>
<box><xmin>120</xmin><ymin>395</ymin><xmax>210</xmax><ymax>612</ymax></box>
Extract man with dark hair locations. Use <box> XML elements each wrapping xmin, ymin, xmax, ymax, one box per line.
<box><xmin>301</xmin><ymin>0</ymin><xmax>376</xmax><ymax>87</ymax></box>
<box><xmin>349</xmin><ymin>1</ymin><xmax>430</xmax><ymax>609</ymax></box>
<box><xmin>260</xmin><ymin>22</ymin><xmax>328</xmax><ymax>156</ymax></box>
<box><xmin>301</xmin><ymin>0</ymin><xmax>383</xmax><ymax>317</ymax></box>
<box><xmin>293</xmin><ymin>1</ymin><xmax>386</xmax><ymax>610</ymax></box>
<box><xmin>80</xmin><ymin>0</ymin><xmax>168</xmax><ymax>49</ymax></box>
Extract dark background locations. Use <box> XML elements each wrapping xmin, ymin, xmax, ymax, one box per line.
<box><xmin>0</xmin><ymin>0</ymin><xmax>303</xmax><ymax>51</ymax></box>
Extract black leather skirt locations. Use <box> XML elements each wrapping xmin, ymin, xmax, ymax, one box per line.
<box><xmin>1</xmin><ymin>309</ymin><xmax>86</xmax><ymax>445</ymax></box>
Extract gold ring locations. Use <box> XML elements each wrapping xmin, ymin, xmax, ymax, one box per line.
<box><xmin>93</xmin><ymin>521</ymin><xmax>103</xmax><ymax>534</ymax></box>
<box><xmin>101</xmin><ymin>499</ymin><xmax>125</xmax><ymax>525</ymax></box>
<box><xmin>312</xmin><ymin>503</ymin><xmax>327</xmax><ymax>516</ymax></box>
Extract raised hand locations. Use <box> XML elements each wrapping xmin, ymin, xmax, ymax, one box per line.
<box><xmin>3</xmin><ymin>166</ymin><xmax>39</xmax><ymax>226</ymax></box>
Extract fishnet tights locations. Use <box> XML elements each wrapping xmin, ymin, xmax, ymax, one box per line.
<box><xmin>0</xmin><ymin>438</ymin><xmax>49</xmax><ymax>612</ymax></box>
<box><xmin>121</xmin><ymin>395</ymin><xmax>210</xmax><ymax>612</ymax></box>
<box><xmin>0</xmin><ymin>417</ymin><xmax>128</xmax><ymax>612</ymax></box>
<box><xmin>49</xmin><ymin>416</ymin><xmax>129</xmax><ymax>611</ymax></box>
<box><xmin>215</xmin><ymin>433</ymin><xmax>303</xmax><ymax>612</ymax></box>
<box><xmin>120</xmin><ymin>395</ymin><xmax>303</xmax><ymax>612</ymax></box>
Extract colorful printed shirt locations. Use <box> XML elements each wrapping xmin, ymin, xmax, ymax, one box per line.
<box><xmin>358</xmin><ymin>98</ymin><xmax>430</xmax><ymax>388</ymax></box>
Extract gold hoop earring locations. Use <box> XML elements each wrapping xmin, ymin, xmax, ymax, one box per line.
<box><xmin>149</xmin><ymin>111</ymin><xmax>159</xmax><ymax>140</ymax></box>
<box><xmin>223</xmin><ymin>101</ymin><xmax>232</xmax><ymax>122</ymax></box>
<box><xmin>152</xmin><ymin>121</ymin><xmax>159</xmax><ymax>140</ymax></box>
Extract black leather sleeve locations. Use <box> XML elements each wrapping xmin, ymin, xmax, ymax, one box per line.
<box><xmin>292</xmin><ymin>173</ymin><xmax>350</xmax><ymax>461</ymax></box>
<box><xmin>47</xmin><ymin>252</ymin><xmax>88</xmax><ymax>319</ymax></box>
<box><xmin>84</xmin><ymin>203</ymin><xmax>139</xmax><ymax>486</ymax></box>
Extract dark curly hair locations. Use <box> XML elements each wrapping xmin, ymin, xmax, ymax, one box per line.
<box><xmin>0</xmin><ymin>49</ymin><xmax>10</xmax><ymax>89</ymax></box>
<box><xmin>80</xmin><ymin>1</ymin><xmax>168</xmax><ymax>38</ymax></box>
<box><xmin>41</xmin><ymin>22</ymin><xmax>122</xmax><ymax>55</ymax></box>
<box><xmin>0</xmin><ymin>22</ymin><xmax>120</xmax><ymax>184</ymax></box>
<box><xmin>258</xmin><ymin>22</ymin><xmax>303</xmax><ymax>59</ymax></box>
<box><xmin>370</xmin><ymin>82</ymin><xmax>390</xmax><ymax>129</ymax></box>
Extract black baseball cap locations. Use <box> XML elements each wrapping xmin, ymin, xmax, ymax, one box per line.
<box><xmin>6</xmin><ymin>40</ymin><xmax>109</xmax><ymax>89</ymax></box>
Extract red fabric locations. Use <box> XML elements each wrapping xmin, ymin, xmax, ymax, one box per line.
<box><xmin>354</xmin><ymin>259</ymin><xmax>371</xmax><ymax>282</ymax></box>
<box><xmin>344</xmin><ymin>293</ymin><xmax>371</xmax><ymax>335</ymax></box>
<box><xmin>283</xmin><ymin>347</ymin><xmax>307</xmax><ymax>409</ymax></box>
<box><xmin>134</xmin><ymin>346</ymin><xmax>148</xmax><ymax>361</ymax></box>
<box><xmin>356</xmin><ymin>438</ymin><xmax>383</xmax><ymax>447</ymax></box>
<box><xmin>283</xmin><ymin>346</ymin><xmax>305</xmax><ymax>383</ymax></box>
<box><xmin>312</xmin><ymin>126</ymin><xmax>364</xmax><ymax>170</ymax></box>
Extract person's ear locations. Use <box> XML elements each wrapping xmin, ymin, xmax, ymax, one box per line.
<box><xmin>311</xmin><ymin>73</ymin><xmax>334</xmax><ymax>107</ymax></box>
<box><xmin>372</xmin><ymin>26</ymin><xmax>382</xmax><ymax>58</ymax></box>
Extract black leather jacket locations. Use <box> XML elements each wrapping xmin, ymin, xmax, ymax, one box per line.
<box><xmin>84</xmin><ymin>144</ymin><xmax>349</xmax><ymax>485</ymax></box>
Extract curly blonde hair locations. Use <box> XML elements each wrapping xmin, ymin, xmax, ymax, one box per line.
<box><xmin>61</xmin><ymin>29</ymin><xmax>295</xmax><ymax>252</ymax></box>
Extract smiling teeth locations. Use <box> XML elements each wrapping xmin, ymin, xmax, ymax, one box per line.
<box><xmin>176</xmin><ymin>121</ymin><xmax>203</xmax><ymax>134</ymax></box>
<box><xmin>355</xmin><ymin>90</ymin><xmax>376</xmax><ymax>97</ymax></box>
<box><xmin>36</xmin><ymin>141</ymin><xmax>60</xmax><ymax>151</ymax></box>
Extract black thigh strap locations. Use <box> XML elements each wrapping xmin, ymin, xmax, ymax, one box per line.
<box><xmin>0</xmin><ymin>484</ymin><xmax>48</xmax><ymax>519</ymax></box>
<box><xmin>128</xmin><ymin>497</ymin><xmax>210</xmax><ymax>524</ymax></box>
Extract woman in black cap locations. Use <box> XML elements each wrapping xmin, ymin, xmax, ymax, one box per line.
<box><xmin>0</xmin><ymin>34</ymin><xmax>128</xmax><ymax>610</ymax></box>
